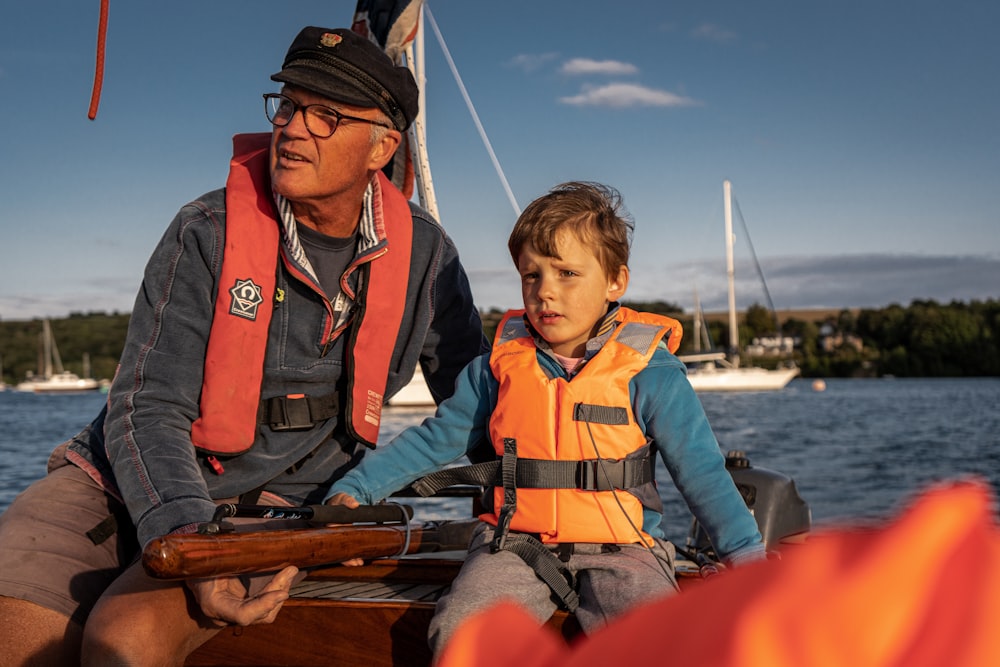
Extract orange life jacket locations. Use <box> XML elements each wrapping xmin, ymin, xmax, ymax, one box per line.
<box><xmin>482</xmin><ymin>307</ymin><xmax>682</xmax><ymax>545</ymax></box>
<box><xmin>190</xmin><ymin>133</ymin><xmax>412</xmax><ymax>459</ymax></box>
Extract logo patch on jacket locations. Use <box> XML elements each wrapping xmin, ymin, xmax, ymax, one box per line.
<box><xmin>229</xmin><ymin>278</ymin><xmax>264</xmax><ymax>320</ymax></box>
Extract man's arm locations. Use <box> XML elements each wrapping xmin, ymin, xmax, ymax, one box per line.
<box><xmin>104</xmin><ymin>198</ymin><xmax>224</xmax><ymax>547</ymax></box>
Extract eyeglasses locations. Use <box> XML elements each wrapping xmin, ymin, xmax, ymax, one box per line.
<box><xmin>263</xmin><ymin>93</ymin><xmax>393</xmax><ymax>138</ymax></box>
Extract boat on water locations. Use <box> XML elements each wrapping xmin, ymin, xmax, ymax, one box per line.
<box><xmin>15</xmin><ymin>319</ymin><xmax>99</xmax><ymax>393</ymax></box>
<box><xmin>388</xmin><ymin>365</ymin><xmax>436</xmax><ymax>407</ymax></box>
<box><xmin>680</xmin><ymin>181</ymin><xmax>799</xmax><ymax>392</ymax></box>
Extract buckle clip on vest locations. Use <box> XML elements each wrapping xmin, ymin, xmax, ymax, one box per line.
<box><xmin>577</xmin><ymin>459</ymin><xmax>626</xmax><ymax>492</ymax></box>
<box><xmin>259</xmin><ymin>392</ymin><xmax>339</xmax><ymax>431</ymax></box>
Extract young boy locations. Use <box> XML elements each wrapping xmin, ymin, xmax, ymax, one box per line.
<box><xmin>326</xmin><ymin>182</ymin><xmax>765</xmax><ymax>655</ymax></box>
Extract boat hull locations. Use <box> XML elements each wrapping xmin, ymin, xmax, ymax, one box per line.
<box><xmin>15</xmin><ymin>372</ymin><xmax>100</xmax><ymax>393</ymax></box>
<box><xmin>185</xmin><ymin>557</ymin><xmax>581</xmax><ymax>667</ymax></box>
<box><xmin>387</xmin><ymin>367</ymin><xmax>435</xmax><ymax>407</ymax></box>
<box><xmin>685</xmin><ymin>366</ymin><xmax>800</xmax><ymax>392</ymax></box>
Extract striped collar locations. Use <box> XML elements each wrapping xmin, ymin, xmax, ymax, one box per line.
<box><xmin>272</xmin><ymin>178</ymin><xmax>383</xmax><ymax>331</ymax></box>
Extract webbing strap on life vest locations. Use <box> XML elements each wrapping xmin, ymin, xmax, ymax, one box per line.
<box><xmin>573</xmin><ymin>402</ymin><xmax>630</xmax><ymax>426</ymax></box>
<box><xmin>490</xmin><ymin>438</ymin><xmax>518</xmax><ymax>553</ymax></box>
<box><xmin>410</xmin><ymin>449</ymin><xmax>652</xmax><ymax>497</ymax></box>
<box><xmin>257</xmin><ymin>391</ymin><xmax>339</xmax><ymax>431</ymax></box>
<box><xmin>482</xmin><ymin>437</ymin><xmax>581</xmax><ymax>613</ymax></box>
<box><xmin>497</xmin><ymin>533</ymin><xmax>580</xmax><ymax>613</ymax></box>
<box><xmin>412</xmin><ymin>400</ymin><xmax>649</xmax><ymax>497</ymax></box>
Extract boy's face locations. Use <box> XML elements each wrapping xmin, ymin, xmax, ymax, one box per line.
<box><xmin>516</xmin><ymin>228</ymin><xmax>628</xmax><ymax>358</ymax></box>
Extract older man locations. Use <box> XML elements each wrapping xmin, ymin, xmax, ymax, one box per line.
<box><xmin>0</xmin><ymin>26</ymin><xmax>486</xmax><ymax>665</ymax></box>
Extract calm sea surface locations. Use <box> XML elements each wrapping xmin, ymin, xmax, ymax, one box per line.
<box><xmin>1</xmin><ymin>378</ymin><xmax>998</xmax><ymax>543</ymax></box>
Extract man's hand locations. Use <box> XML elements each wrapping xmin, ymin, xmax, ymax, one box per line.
<box><xmin>325</xmin><ymin>493</ymin><xmax>364</xmax><ymax>566</ymax></box>
<box><xmin>187</xmin><ymin>565</ymin><xmax>299</xmax><ymax>627</ymax></box>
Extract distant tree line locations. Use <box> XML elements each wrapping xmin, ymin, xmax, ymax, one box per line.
<box><xmin>2</xmin><ymin>299</ymin><xmax>997</xmax><ymax>385</ymax></box>
<box><xmin>623</xmin><ymin>298</ymin><xmax>999</xmax><ymax>379</ymax></box>
<box><xmin>784</xmin><ymin>299</ymin><xmax>1000</xmax><ymax>378</ymax></box>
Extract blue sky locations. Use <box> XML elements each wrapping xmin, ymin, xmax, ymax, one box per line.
<box><xmin>1</xmin><ymin>0</ymin><xmax>997</xmax><ymax>320</ymax></box>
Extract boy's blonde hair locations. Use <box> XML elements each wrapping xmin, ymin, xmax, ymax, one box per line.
<box><xmin>508</xmin><ymin>181</ymin><xmax>633</xmax><ymax>280</ymax></box>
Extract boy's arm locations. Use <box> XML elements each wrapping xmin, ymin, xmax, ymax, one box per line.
<box><xmin>327</xmin><ymin>353</ymin><xmax>494</xmax><ymax>504</ymax></box>
<box><xmin>636</xmin><ymin>353</ymin><xmax>766</xmax><ymax>565</ymax></box>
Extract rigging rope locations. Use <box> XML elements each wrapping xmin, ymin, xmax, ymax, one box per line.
<box><xmin>424</xmin><ymin>5</ymin><xmax>521</xmax><ymax>217</ymax></box>
<box><xmin>88</xmin><ymin>0</ymin><xmax>110</xmax><ymax>120</ymax></box>
<box><xmin>731</xmin><ymin>195</ymin><xmax>782</xmax><ymax>334</ymax></box>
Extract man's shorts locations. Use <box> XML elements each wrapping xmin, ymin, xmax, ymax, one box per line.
<box><xmin>0</xmin><ymin>451</ymin><xmax>311</xmax><ymax>628</ymax></box>
<box><xmin>0</xmin><ymin>460</ymin><xmax>136</xmax><ymax>626</ymax></box>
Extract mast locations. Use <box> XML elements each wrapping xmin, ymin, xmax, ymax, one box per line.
<box><xmin>723</xmin><ymin>180</ymin><xmax>739</xmax><ymax>368</ymax></box>
<box><xmin>42</xmin><ymin>319</ymin><xmax>54</xmax><ymax>377</ymax></box>
<box><xmin>692</xmin><ymin>290</ymin><xmax>702</xmax><ymax>353</ymax></box>
<box><xmin>404</xmin><ymin>3</ymin><xmax>438</xmax><ymax>220</ymax></box>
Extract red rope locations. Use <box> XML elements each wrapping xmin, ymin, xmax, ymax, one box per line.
<box><xmin>88</xmin><ymin>0</ymin><xmax>109</xmax><ymax>120</ymax></box>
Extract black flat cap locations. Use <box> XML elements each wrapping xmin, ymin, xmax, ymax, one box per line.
<box><xmin>271</xmin><ymin>27</ymin><xmax>418</xmax><ymax>131</ymax></box>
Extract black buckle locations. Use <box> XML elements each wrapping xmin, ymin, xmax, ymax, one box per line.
<box><xmin>268</xmin><ymin>394</ymin><xmax>315</xmax><ymax>431</ymax></box>
<box><xmin>577</xmin><ymin>459</ymin><xmax>624</xmax><ymax>491</ymax></box>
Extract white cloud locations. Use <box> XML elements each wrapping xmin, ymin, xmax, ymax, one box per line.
<box><xmin>559</xmin><ymin>82</ymin><xmax>700</xmax><ymax>108</ymax></box>
<box><xmin>507</xmin><ymin>52</ymin><xmax>559</xmax><ymax>72</ymax></box>
<box><xmin>629</xmin><ymin>253</ymin><xmax>1000</xmax><ymax>312</ymax></box>
<box><xmin>691</xmin><ymin>23</ymin><xmax>737</xmax><ymax>43</ymax></box>
<box><xmin>559</xmin><ymin>58</ymin><xmax>639</xmax><ymax>76</ymax></box>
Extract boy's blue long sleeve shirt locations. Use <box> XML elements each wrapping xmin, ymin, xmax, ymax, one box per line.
<box><xmin>328</xmin><ymin>346</ymin><xmax>765</xmax><ymax>565</ymax></box>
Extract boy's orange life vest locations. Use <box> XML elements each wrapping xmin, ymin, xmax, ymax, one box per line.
<box><xmin>190</xmin><ymin>133</ymin><xmax>412</xmax><ymax>457</ymax></box>
<box><xmin>484</xmin><ymin>308</ymin><xmax>682</xmax><ymax>544</ymax></box>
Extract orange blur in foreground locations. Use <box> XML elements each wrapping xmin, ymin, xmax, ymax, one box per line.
<box><xmin>437</xmin><ymin>479</ymin><xmax>1000</xmax><ymax>667</ymax></box>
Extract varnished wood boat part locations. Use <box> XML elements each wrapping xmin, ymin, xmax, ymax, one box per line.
<box><xmin>184</xmin><ymin>557</ymin><xmax>580</xmax><ymax>667</ymax></box>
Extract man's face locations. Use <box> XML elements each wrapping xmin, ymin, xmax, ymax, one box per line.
<box><xmin>268</xmin><ymin>85</ymin><xmax>392</xmax><ymax>210</ymax></box>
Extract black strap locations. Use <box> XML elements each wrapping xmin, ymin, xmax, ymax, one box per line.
<box><xmin>490</xmin><ymin>438</ymin><xmax>519</xmax><ymax>552</ymax></box>
<box><xmin>412</xmin><ymin>400</ymin><xmax>644</xmax><ymax>496</ymax></box>
<box><xmin>86</xmin><ymin>513</ymin><xmax>118</xmax><ymax>546</ymax></box>
<box><xmin>573</xmin><ymin>402</ymin><xmax>630</xmax><ymax>425</ymax></box>
<box><xmin>258</xmin><ymin>391</ymin><xmax>339</xmax><ymax>431</ymax></box>
<box><xmin>499</xmin><ymin>534</ymin><xmax>580</xmax><ymax>612</ymax></box>
<box><xmin>412</xmin><ymin>450</ymin><xmax>652</xmax><ymax>497</ymax></box>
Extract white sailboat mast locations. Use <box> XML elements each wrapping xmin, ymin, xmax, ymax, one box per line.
<box><xmin>723</xmin><ymin>180</ymin><xmax>739</xmax><ymax>368</ymax></box>
<box><xmin>404</xmin><ymin>3</ymin><xmax>438</xmax><ymax>220</ymax></box>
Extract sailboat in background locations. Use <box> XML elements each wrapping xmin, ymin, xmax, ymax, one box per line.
<box><xmin>679</xmin><ymin>180</ymin><xmax>799</xmax><ymax>392</ymax></box>
<box><xmin>15</xmin><ymin>319</ymin><xmax>99</xmax><ymax>393</ymax></box>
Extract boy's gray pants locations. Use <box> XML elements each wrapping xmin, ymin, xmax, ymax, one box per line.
<box><xmin>429</xmin><ymin>521</ymin><xmax>677</xmax><ymax>655</ymax></box>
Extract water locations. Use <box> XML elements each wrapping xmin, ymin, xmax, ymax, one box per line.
<box><xmin>2</xmin><ymin>378</ymin><xmax>998</xmax><ymax>544</ymax></box>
